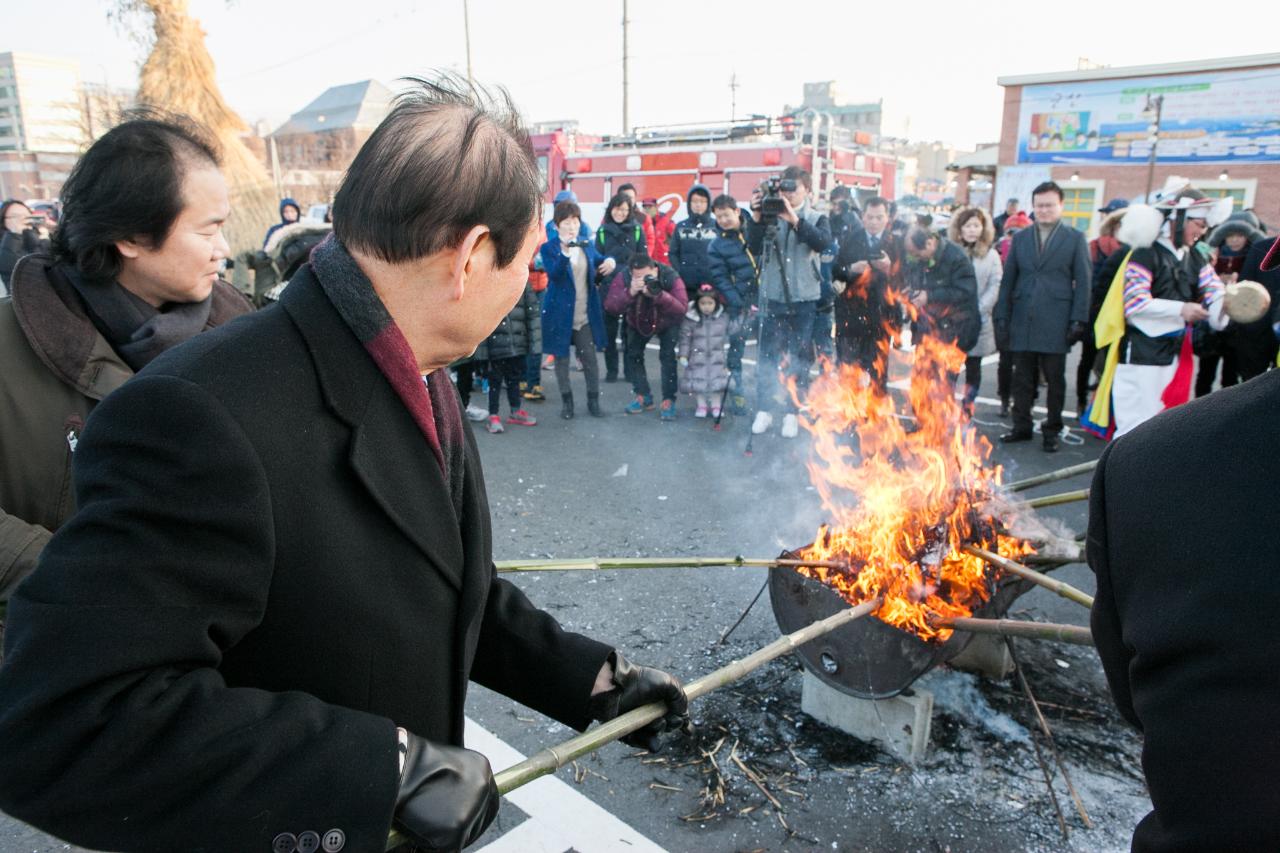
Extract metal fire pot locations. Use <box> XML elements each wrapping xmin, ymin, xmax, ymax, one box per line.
<box><xmin>769</xmin><ymin>550</ymin><xmax>1030</xmax><ymax>699</ymax></box>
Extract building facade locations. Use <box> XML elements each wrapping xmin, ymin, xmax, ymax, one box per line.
<box><xmin>267</xmin><ymin>79</ymin><xmax>393</xmax><ymax>207</ymax></box>
<box><xmin>996</xmin><ymin>53</ymin><xmax>1280</xmax><ymax>234</ymax></box>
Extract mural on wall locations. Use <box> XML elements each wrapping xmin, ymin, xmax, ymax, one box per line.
<box><xmin>1016</xmin><ymin>68</ymin><xmax>1280</xmax><ymax>165</ymax></box>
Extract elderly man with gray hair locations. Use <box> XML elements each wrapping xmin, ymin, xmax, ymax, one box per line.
<box><xmin>0</xmin><ymin>76</ymin><xmax>688</xmax><ymax>853</ymax></box>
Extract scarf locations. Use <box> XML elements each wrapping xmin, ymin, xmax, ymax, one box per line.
<box><xmin>65</xmin><ymin>267</ymin><xmax>213</xmax><ymax>372</ymax></box>
<box><xmin>309</xmin><ymin>236</ymin><xmax>466</xmax><ymax>516</ymax></box>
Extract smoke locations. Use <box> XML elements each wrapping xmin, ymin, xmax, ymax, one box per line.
<box><xmin>918</xmin><ymin>669</ymin><xmax>1031</xmax><ymax>745</ymax></box>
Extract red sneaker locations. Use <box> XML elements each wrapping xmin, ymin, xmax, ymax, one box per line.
<box><xmin>506</xmin><ymin>409</ymin><xmax>537</xmax><ymax>426</ymax></box>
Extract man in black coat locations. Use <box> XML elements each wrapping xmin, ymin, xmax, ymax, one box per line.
<box><xmin>1089</xmin><ymin>368</ymin><xmax>1280</xmax><ymax>851</ymax></box>
<box><xmin>902</xmin><ymin>225</ymin><xmax>980</xmax><ymax>353</ymax></box>
<box><xmin>1233</xmin><ymin>235</ymin><xmax>1280</xmax><ymax>379</ymax></box>
<box><xmin>0</xmin><ymin>77</ymin><xmax>687</xmax><ymax>853</ymax></box>
<box><xmin>833</xmin><ymin>196</ymin><xmax>903</xmax><ymax>385</ymax></box>
<box><xmin>993</xmin><ymin>181</ymin><xmax>1091</xmax><ymax>452</ymax></box>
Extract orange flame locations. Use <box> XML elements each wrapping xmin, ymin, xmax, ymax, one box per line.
<box><xmin>789</xmin><ymin>335</ymin><xmax>1031</xmax><ymax>642</ymax></box>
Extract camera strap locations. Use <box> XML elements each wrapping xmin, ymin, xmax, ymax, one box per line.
<box><xmin>772</xmin><ymin>229</ymin><xmax>792</xmax><ymax>304</ymax></box>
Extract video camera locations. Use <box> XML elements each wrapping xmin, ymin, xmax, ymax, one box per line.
<box><xmin>758</xmin><ymin>175</ymin><xmax>797</xmax><ymax>226</ymax></box>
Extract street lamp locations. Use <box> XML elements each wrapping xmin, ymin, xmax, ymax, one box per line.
<box><xmin>1142</xmin><ymin>94</ymin><xmax>1164</xmax><ymax>199</ymax></box>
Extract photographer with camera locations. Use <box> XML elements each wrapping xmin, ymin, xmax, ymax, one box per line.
<box><xmin>902</xmin><ymin>224</ymin><xmax>980</xmax><ymax>354</ymax></box>
<box><xmin>746</xmin><ymin>166</ymin><xmax>831</xmax><ymax>439</ymax></box>
<box><xmin>604</xmin><ymin>252</ymin><xmax>688</xmax><ymax>420</ymax></box>
<box><xmin>832</xmin><ymin>196</ymin><xmax>902</xmax><ymax>387</ymax></box>
<box><xmin>0</xmin><ymin>200</ymin><xmax>53</xmax><ymax>293</ymax></box>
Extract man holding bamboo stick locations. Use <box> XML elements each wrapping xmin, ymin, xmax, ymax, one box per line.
<box><xmin>0</xmin><ymin>75</ymin><xmax>688</xmax><ymax>853</ymax></box>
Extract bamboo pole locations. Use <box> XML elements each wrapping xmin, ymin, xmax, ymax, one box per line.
<box><xmin>386</xmin><ymin>597</ymin><xmax>883</xmax><ymax>850</ymax></box>
<box><xmin>1019</xmin><ymin>489</ymin><xmax>1091</xmax><ymax>510</ymax></box>
<box><xmin>940</xmin><ymin>617</ymin><xmax>1093</xmax><ymax>646</ymax></box>
<box><xmin>1004</xmin><ymin>461</ymin><xmax>1098</xmax><ymax>493</ymax></box>
<box><xmin>493</xmin><ymin>556</ymin><xmax>846</xmax><ymax>574</ymax></box>
<box><xmin>962</xmin><ymin>545</ymin><xmax>1095</xmax><ymax>609</ymax></box>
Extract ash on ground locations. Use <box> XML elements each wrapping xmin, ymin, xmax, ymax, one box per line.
<box><xmin>630</xmin><ymin>611</ymin><xmax>1147</xmax><ymax>853</ymax></box>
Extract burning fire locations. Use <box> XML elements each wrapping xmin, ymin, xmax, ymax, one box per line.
<box><xmin>790</xmin><ymin>335</ymin><xmax>1031</xmax><ymax>642</ymax></box>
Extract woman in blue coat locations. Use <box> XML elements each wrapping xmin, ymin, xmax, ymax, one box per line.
<box><xmin>540</xmin><ymin>200</ymin><xmax>612</xmax><ymax>418</ymax></box>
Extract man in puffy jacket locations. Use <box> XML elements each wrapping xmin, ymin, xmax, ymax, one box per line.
<box><xmin>668</xmin><ymin>184</ymin><xmax>717</xmax><ymax>297</ymax></box>
<box><xmin>605</xmin><ymin>252</ymin><xmax>688</xmax><ymax>420</ymax></box>
<box><xmin>707</xmin><ymin>194</ymin><xmax>757</xmax><ymax>412</ymax></box>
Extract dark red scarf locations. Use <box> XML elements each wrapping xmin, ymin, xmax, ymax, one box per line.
<box><xmin>309</xmin><ymin>235</ymin><xmax>466</xmax><ymax>514</ymax></box>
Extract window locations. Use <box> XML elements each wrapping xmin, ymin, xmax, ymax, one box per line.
<box><xmin>1061</xmin><ymin>186</ymin><xmax>1096</xmax><ymax>233</ymax></box>
<box><xmin>1197</xmin><ymin>186</ymin><xmax>1247</xmax><ymax>208</ymax></box>
<box><xmin>0</xmin><ymin>106</ymin><xmax>9</xmax><ymax>118</ymax></box>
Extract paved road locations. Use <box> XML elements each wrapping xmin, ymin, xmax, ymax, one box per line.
<box><xmin>1</xmin><ymin>344</ymin><xmax>1149</xmax><ymax>853</ymax></box>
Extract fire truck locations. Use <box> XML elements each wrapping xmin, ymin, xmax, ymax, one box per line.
<box><xmin>531</xmin><ymin>112</ymin><xmax>898</xmax><ymax>224</ymax></box>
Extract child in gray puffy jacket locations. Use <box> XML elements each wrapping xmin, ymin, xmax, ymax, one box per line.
<box><xmin>679</xmin><ymin>283</ymin><xmax>740</xmax><ymax>418</ymax></box>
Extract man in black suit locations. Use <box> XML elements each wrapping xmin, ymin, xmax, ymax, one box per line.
<box><xmin>0</xmin><ymin>77</ymin><xmax>688</xmax><ymax>853</ymax></box>
<box><xmin>993</xmin><ymin>181</ymin><xmax>1092</xmax><ymax>452</ymax></box>
<box><xmin>1089</xmin><ymin>367</ymin><xmax>1280</xmax><ymax>851</ymax></box>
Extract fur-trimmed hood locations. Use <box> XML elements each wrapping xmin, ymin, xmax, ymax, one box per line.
<box><xmin>263</xmin><ymin>221</ymin><xmax>332</xmax><ymax>256</ymax></box>
<box><xmin>1116</xmin><ymin>204</ymin><xmax>1166</xmax><ymax>250</ymax></box>
<box><xmin>1209</xmin><ymin>218</ymin><xmax>1266</xmax><ymax>248</ymax></box>
<box><xmin>947</xmin><ymin>207</ymin><xmax>995</xmax><ymax>257</ymax></box>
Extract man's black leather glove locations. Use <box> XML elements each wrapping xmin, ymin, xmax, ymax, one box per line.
<box><xmin>994</xmin><ymin>320</ymin><xmax>1010</xmax><ymax>352</ymax></box>
<box><xmin>589</xmin><ymin>651</ymin><xmax>690</xmax><ymax>752</ymax></box>
<box><xmin>394</xmin><ymin>732</ymin><xmax>499</xmax><ymax>851</ymax></box>
<box><xmin>1066</xmin><ymin>320</ymin><xmax>1088</xmax><ymax>346</ymax></box>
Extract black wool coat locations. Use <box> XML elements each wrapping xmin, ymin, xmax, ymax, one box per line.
<box><xmin>0</xmin><ymin>265</ymin><xmax>612</xmax><ymax>853</ymax></box>
<box><xmin>994</xmin><ymin>223</ymin><xmax>1092</xmax><ymax>354</ymax></box>
<box><xmin>1088</xmin><ymin>368</ymin><xmax>1280</xmax><ymax>852</ymax></box>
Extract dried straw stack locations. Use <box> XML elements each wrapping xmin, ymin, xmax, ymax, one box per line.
<box><xmin>134</xmin><ymin>0</ymin><xmax>276</xmax><ymax>256</ymax></box>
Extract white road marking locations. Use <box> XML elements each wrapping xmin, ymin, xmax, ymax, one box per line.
<box><xmin>466</xmin><ymin>717</ymin><xmax>667</xmax><ymax>853</ymax></box>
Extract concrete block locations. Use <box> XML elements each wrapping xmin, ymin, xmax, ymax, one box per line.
<box><xmin>800</xmin><ymin>670</ymin><xmax>932</xmax><ymax>762</ymax></box>
<box><xmin>948</xmin><ymin>633</ymin><xmax>1015</xmax><ymax>680</ymax></box>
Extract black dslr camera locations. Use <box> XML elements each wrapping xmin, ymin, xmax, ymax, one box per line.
<box><xmin>642</xmin><ymin>274</ymin><xmax>662</xmax><ymax>297</ymax></box>
<box><xmin>759</xmin><ymin>175</ymin><xmax>797</xmax><ymax>225</ymax></box>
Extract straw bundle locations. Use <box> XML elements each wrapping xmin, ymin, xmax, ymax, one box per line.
<box><xmin>133</xmin><ymin>0</ymin><xmax>276</xmax><ymax>256</ymax></box>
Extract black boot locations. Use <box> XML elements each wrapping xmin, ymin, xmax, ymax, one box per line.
<box><xmin>1000</xmin><ymin>397</ymin><xmax>1010</xmax><ymax>418</ymax></box>
<box><xmin>587</xmin><ymin>393</ymin><xmax>604</xmax><ymax>417</ymax></box>
<box><xmin>561</xmin><ymin>393</ymin><xmax>574</xmax><ymax>420</ymax></box>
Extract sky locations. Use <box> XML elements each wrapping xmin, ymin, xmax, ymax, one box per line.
<box><xmin>5</xmin><ymin>0</ymin><xmax>1277</xmax><ymax>150</ymax></box>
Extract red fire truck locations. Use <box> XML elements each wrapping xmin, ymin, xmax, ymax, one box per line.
<box><xmin>531</xmin><ymin>112</ymin><xmax>898</xmax><ymax>224</ymax></box>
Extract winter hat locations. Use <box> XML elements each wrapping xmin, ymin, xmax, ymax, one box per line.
<box><xmin>1099</xmin><ymin>198</ymin><xmax>1129</xmax><ymax>214</ymax></box>
<box><xmin>641</xmin><ymin>197</ymin><xmax>658</xmax><ymax>206</ymax></box>
<box><xmin>687</xmin><ymin>184</ymin><xmax>712</xmax><ymax>207</ymax></box>
<box><xmin>553</xmin><ymin>189</ymin><xmax>578</xmax><ymax>204</ymax></box>
<box><xmin>1004</xmin><ymin>212</ymin><xmax>1032</xmax><ymax>231</ymax></box>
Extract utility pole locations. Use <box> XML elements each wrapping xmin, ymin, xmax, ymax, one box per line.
<box><xmin>463</xmin><ymin>0</ymin><xmax>473</xmax><ymax>88</ymax></box>
<box><xmin>1143</xmin><ymin>94</ymin><xmax>1164</xmax><ymax>199</ymax></box>
<box><xmin>729</xmin><ymin>72</ymin><xmax>739</xmax><ymax>122</ymax></box>
<box><xmin>621</xmin><ymin>0</ymin><xmax>630</xmax><ymax>134</ymax></box>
